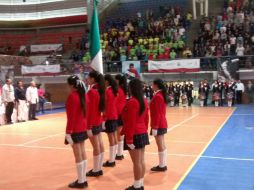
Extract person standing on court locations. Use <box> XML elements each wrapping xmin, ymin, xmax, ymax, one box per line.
<box><xmin>246</xmin><ymin>81</ymin><xmax>254</xmax><ymax>103</ymax></box>
<box><xmin>103</xmin><ymin>74</ymin><xmax>119</xmax><ymax>167</ymax></box>
<box><xmin>65</xmin><ymin>75</ymin><xmax>88</xmax><ymax>189</ymax></box>
<box><xmin>37</xmin><ymin>84</ymin><xmax>46</xmax><ymax>114</ymax></box>
<box><xmin>86</xmin><ymin>71</ymin><xmax>105</xmax><ymax>177</ymax></box>
<box><xmin>115</xmin><ymin>74</ymin><xmax>127</xmax><ymax>160</ymax></box>
<box><xmin>121</xmin><ymin>79</ymin><xmax>149</xmax><ymax>190</ymax></box>
<box><xmin>150</xmin><ymin>79</ymin><xmax>168</xmax><ymax>172</ymax></box>
<box><xmin>203</xmin><ymin>79</ymin><xmax>210</xmax><ymax>106</ymax></box>
<box><xmin>15</xmin><ymin>81</ymin><xmax>27</xmax><ymax>122</ymax></box>
<box><xmin>2</xmin><ymin>78</ymin><xmax>15</xmax><ymax>124</ymax></box>
<box><xmin>235</xmin><ymin>80</ymin><xmax>245</xmax><ymax>104</ymax></box>
<box><xmin>186</xmin><ymin>80</ymin><xmax>193</xmax><ymax>106</ymax></box>
<box><xmin>26</xmin><ymin>81</ymin><xmax>39</xmax><ymax>120</ymax></box>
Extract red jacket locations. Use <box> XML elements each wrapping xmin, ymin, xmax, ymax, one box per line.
<box><xmin>104</xmin><ymin>86</ymin><xmax>118</xmax><ymax>121</ymax></box>
<box><xmin>150</xmin><ymin>91</ymin><xmax>168</xmax><ymax>129</ymax></box>
<box><xmin>86</xmin><ymin>85</ymin><xmax>103</xmax><ymax>128</ymax></box>
<box><xmin>66</xmin><ymin>91</ymin><xmax>88</xmax><ymax>134</ymax></box>
<box><xmin>116</xmin><ymin>87</ymin><xmax>127</xmax><ymax>116</ymax></box>
<box><xmin>121</xmin><ymin>97</ymin><xmax>149</xmax><ymax>144</ymax></box>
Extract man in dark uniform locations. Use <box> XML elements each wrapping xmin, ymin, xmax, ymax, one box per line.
<box><xmin>186</xmin><ymin>80</ymin><xmax>194</xmax><ymax>106</ymax></box>
<box><xmin>174</xmin><ymin>81</ymin><xmax>181</xmax><ymax>106</ymax></box>
<box><xmin>203</xmin><ymin>79</ymin><xmax>210</xmax><ymax>106</ymax></box>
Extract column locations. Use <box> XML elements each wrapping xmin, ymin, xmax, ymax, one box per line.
<box><xmin>193</xmin><ymin>0</ymin><xmax>197</xmax><ymax>20</ymax></box>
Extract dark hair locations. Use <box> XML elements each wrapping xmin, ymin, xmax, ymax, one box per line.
<box><xmin>153</xmin><ymin>79</ymin><xmax>168</xmax><ymax>103</ymax></box>
<box><xmin>17</xmin><ymin>80</ymin><xmax>22</xmax><ymax>85</ymax></box>
<box><xmin>129</xmin><ymin>79</ymin><xmax>145</xmax><ymax>115</ymax></box>
<box><xmin>104</xmin><ymin>74</ymin><xmax>118</xmax><ymax>97</ymax></box>
<box><xmin>67</xmin><ymin>75</ymin><xmax>86</xmax><ymax>115</ymax></box>
<box><xmin>115</xmin><ymin>74</ymin><xmax>127</xmax><ymax>95</ymax></box>
<box><xmin>129</xmin><ymin>63</ymin><xmax>134</xmax><ymax>67</ymax></box>
<box><xmin>88</xmin><ymin>71</ymin><xmax>105</xmax><ymax>112</ymax></box>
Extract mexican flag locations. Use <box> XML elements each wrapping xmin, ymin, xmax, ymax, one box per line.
<box><xmin>89</xmin><ymin>0</ymin><xmax>103</xmax><ymax>74</ymax></box>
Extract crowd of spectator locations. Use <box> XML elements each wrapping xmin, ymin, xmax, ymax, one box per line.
<box><xmin>193</xmin><ymin>0</ymin><xmax>254</xmax><ymax>69</ymax></box>
<box><xmin>80</xmin><ymin>6</ymin><xmax>193</xmax><ymax>63</ymax></box>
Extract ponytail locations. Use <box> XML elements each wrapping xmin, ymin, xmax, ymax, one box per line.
<box><xmin>104</xmin><ymin>74</ymin><xmax>118</xmax><ymax>97</ymax></box>
<box><xmin>115</xmin><ymin>74</ymin><xmax>127</xmax><ymax>95</ymax></box>
<box><xmin>89</xmin><ymin>71</ymin><xmax>105</xmax><ymax>112</ymax></box>
<box><xmin>153</xmin><ymin>78</ymin><xmax>168</xmax><ymax>104</ymax></box>
<box><xmin>129</xmin><ymin>79</ymin><xmax>145</xmax><ymax>115</ymax></box>
<box><xmin>67</xmin><ymin>75</ymin><xmax>86</xmax><ymax>115</ymax></box>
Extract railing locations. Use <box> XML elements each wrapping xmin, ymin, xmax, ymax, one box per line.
<box><xmin>0</xmin><ymin>55</ymin><xmax>253</xmax><ymax>80</ymax></box>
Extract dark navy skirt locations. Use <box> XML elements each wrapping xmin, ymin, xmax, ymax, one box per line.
<box><xmin>65</xmin><ymin>131</ymin><xmax>88</xmax><ymax>145</ymax></box>
<box><xmin>117</xmin><ymin>115</ymin><xmax>124</xmax><ymax>127</ymax></box>
<box><xmin>124</xmin><ymin>133</ymin><xmax>150</xmax><ymax>150</ymax></box>
<box><xmin>150</xmin><ymin>128</ymin><xmax>168</xmax><ymax>136</ymax></box>
<box><xmin>91</xmin><ymin>125</ymin><xmax>103</xmax><ymax>136</ymax></box>
<box><xmin>104</xmin><ymin>120</ymin><xmax>118</xmax><ymax>133</ymax></box>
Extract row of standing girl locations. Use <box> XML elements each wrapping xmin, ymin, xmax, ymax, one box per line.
<box><xmin>65</xmin><ymin>71</ymin><xmax>169</xmax><ymax>190</ymax></box>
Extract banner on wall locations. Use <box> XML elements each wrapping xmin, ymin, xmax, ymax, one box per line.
<box><xmin>218</xmin><ymin>58</ymin><xmax>239</xmax><ymax>82</ymax></box>
<box><xmin>148</xmin><ymin>59</ymin><xmax>200</xmax><ymax>73</ymax></box>
<box><xmin>122</xmin><ymin>61</ymin><xmax>141</xmax><ymax>81</ymax></box>
<box><xmin>122</xmin><ymin>61</ymin><xmax>141</xmax><ymax>74</ymax></box>
<box><xmin>21</xmin><ymin>65</ymin><xmax>61</xmax><ymax>75</ymax></box>
<box><xmin>30</xmin><ymin>44</ymin><xmax>62</xmax><ymax>53</ymax></box>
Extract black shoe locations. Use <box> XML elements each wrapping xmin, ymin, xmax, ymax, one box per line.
<box><xmin>32</xmin><ymin>118</ymin><xmax>39</xmax><ymax>120</ymax></box>
<box><xmin>68</xmin><ymin>180</ymin><xmax>88</xmax><ymax>189</ymax></box>
<box><xmin>86</xmin><ymin>169</ymin><xmax>103</xmax><ymax>177</ymax></box>
<box><xmin>115</xmin><ymin>155</ymin><xmax>124</xmax><ymax>160</ymax></box>
<box><xmin>151</xmin><ymin>165</ymin><xmax>167</xmax><ymax>172</ymax></box>
<box><xmin>103</xmin><ymin>161</ymin><xmax>115</xmax><ymax>167</ymax></box>
<box><xmin>125</xmin><ymin>185</ymin><xmax>143</xmax><ymax>190</ymax></box>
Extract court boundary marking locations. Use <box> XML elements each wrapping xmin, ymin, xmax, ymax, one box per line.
<box><xmin>1</xmin><ymin>143</ymin><xmax>254</xmax><ymax>162</ymax></box>
<box><xmin>172</xmin><ymin>107</ymin><xmax>236</xmax><ymax>190</ymax></box>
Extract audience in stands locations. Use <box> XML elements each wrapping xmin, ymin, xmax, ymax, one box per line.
<box><xmin>193</xmin><ymin>0</ymin><xmax>254</xmax><ymax>69</ymax></box>
<box><xmin>78</xmin><ymin>6</ymin><xmax>192</xmax><ymax>64</ymax></box>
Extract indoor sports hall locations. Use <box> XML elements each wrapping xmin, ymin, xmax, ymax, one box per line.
<box><xmin>0</xmin><ymin>0</ymin><xmax>254</xmax><ymax>190</ymax></box>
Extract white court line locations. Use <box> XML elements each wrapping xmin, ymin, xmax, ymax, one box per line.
<box><xmin>20</xmin><ymin>132</ymin><xmax>64</xmax><ymax>146</ymax></box>
<box><xmin>0</xmin><ymin>132</ymin><xmax>47</xmax><ymax>136</ymax></box>
<box><xmin>167</xmin><ymin>113</ymin><xmax>199</xmax><ymax>132</ymax></box>
<box><xmin>0</xmin><ymin>143</ymin><xmax>253</xmax><ymax>162</ymax></box>
<box><xmin>166</xmin><ymin>140</ymin><xmax>206</xmax><ymax>144</ymax></box>
<box><xmin>232</xmin><ymin>114</ymin><xmax>254</xmax><ymax>116</ymax></box>
<box><xmin>149</xmin><ymin>114</ymin><xmax>199</xmax><ymax>143</ymax></box>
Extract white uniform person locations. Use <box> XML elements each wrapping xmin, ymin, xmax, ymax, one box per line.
<box><xmin>26</xmin><ymin>81</ymin><xmax>39</xmax><ymax>120</ymax></box>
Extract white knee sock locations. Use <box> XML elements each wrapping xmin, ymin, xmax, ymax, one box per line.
<box><xmin>140</xmin><ymin>178</ymin><xmax>144</xmax><ymax>186</ymax></box>
<box><xmin>83</xmin><ymin>160</ymin><xmax>87</xmax><ymax>182</ymax></box>
<box><xmin>114</xmin><ymin>144</ymin><xmax>118</xmax><ymax>157</ymax></box>
<box><xmin>109</xmin><ymin>146</ymin><xmax>115</xmax><ymax>163</ymax></box>
<box><xmin>76</xmin><ymin>161</ymin><xmax>85</xmax><ymax>183</ymax></box>
<box><xmin>159</xmin><ymin>149</ymin><xmax>167</xmax><ymax>168</ymax></box>
<box><xmin>92</xmin><ymin>155</ymin><xmax>100</xmax><ymax>172</ymax></box>
<box><xmin>99</xmin><ymin>152</ymin><xmax>104</xmax><ymax>170</ymax></box>
<box><xmin>133</xmin><ymin>179</ymin><xmax>142</xmax><ymax>188</ymax></box>
<box><xmin>117</xmin><ymin>140</ymin><xmax>124</xmax><ymax>156</ymax></box>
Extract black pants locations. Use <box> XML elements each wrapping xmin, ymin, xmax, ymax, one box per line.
<box><xmin>236</xmin><ymin>91</ymin><xmax>243</xmax><ymax>104</ymax></box>
<box><xmin>174</xmin><ymin>94</ymin><xmax>180</xmax><ymax>106</ymax></box>
<box><xmin>187</xmin><ymin>96</ymin><xmax>193</xmax><ymax>106</ymax></box>
<box><xmin>6</xmin><ymin>102</ymin><xmax>14</xmax><ymax>123</ymax></box>
<box><xmin>204</xmin><ymin>98</ymin><xmax>208</xmax><ymax>106</ymax></box>
<box><xmin>29</xmin><ymin>104</ymin><xmax>37</xmax><ymax>120</ymax></box>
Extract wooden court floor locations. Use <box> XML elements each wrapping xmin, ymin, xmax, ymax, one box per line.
<box><xmin>0</xmin><ymin>107</ymin><xmax>234</xmax><ymax>190</ymax></box>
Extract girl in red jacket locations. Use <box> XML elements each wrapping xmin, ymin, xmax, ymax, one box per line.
<box><xmin>121</xmin><ymin>79</ymin><xmax>149</xmax><ymax>190</ymax></box>
<box><xmin>103</xmin><ymin>74</ymin><xmax>119</xmax><ymax>167</ymax></box>
<box><xmin>115</xmin><ymin>74</ymin><xmax>127</xmax><ymax>160</ymax></box>
<box><xmin>150</xmin><ymin>79</ymin><xmax>168</xmax><ymax>172</ymax></box>
<box><xmin>65</xmin><ymin>75</ymin><xmax>88</xmax><ymax>188</ymax></box>
<box><xmin>86</xmin><ymin>71</ymin><xmax>106</xmax><ymax>177</ymax></box>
